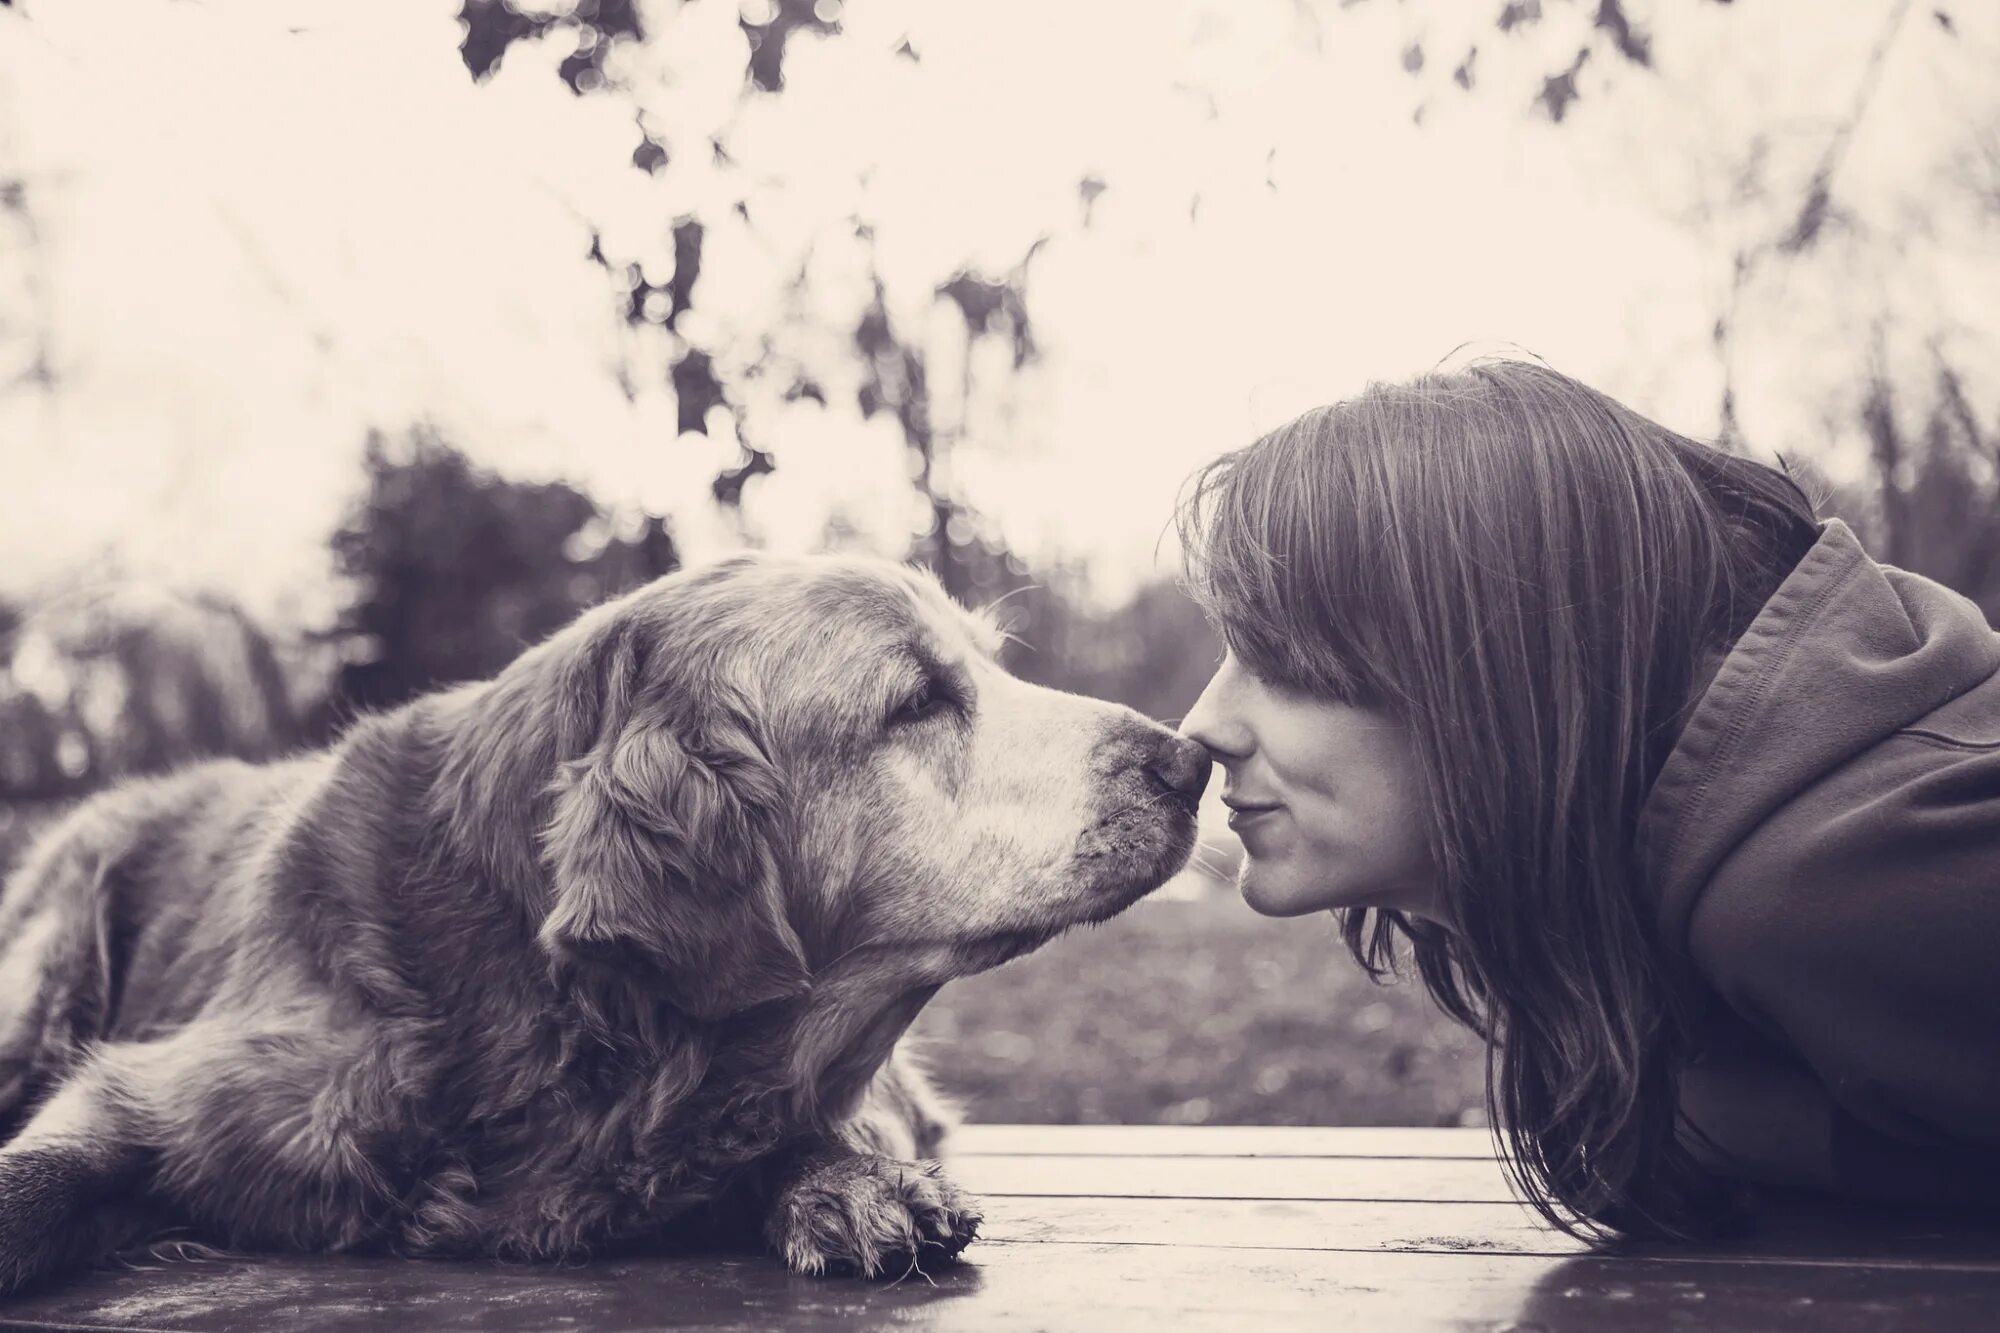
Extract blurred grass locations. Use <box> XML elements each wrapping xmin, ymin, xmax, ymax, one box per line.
<box><xmin>911</xmin><ymin>890</ymin><xmax>1488</xmax><ymax>1127</ymax></box>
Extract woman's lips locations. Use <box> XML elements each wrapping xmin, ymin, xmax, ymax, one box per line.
<box><xmin>1226</xmin><ymin>804</ymin><xmax>1282</xmax><ymax>832</ymax></box>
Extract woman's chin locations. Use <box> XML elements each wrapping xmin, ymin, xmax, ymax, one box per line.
<box><xmin>1235</xmin><ymin>861</ymin><xmax>1331</xmax><ymax>918</ymax></box>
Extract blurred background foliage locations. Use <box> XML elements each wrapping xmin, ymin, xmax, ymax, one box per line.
<box><xmin>1</xmin><ymin>0</ymin><xmax>1995</xmax><ymax>1128</ymax></box>
<box><xmin>311</xmin><ymin>429</ymin><xmax>683</xmax><ymax>735</ymax></box>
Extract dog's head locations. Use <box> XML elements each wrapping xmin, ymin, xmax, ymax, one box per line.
<box><xmin>508</xmin><ymin>551</ymin><xmax>1207</xmax><ymax>1022</ymax></box>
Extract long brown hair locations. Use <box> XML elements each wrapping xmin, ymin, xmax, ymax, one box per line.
<box><xmin>1175</xmin><ymin>357</ymin><xmax>1821</xmax><ymax>1238</ymax></box>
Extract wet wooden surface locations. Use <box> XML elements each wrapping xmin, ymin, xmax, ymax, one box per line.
<box><xmin>4</xmin><ymin>1125</ymin><xmax>1999</xmax><ymax>1331</ymax></box>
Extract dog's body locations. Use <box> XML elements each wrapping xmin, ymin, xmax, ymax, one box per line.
<box><xmin>0</xmin><ymin>553</ymin><xmax>1207</xmax><ymax>1293</ymax></box>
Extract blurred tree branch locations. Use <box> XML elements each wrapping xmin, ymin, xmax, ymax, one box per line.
<box><xmin>455</xmin><ymin>0</ymin><xmax>1057</xmax><ymax>600</ymax></box>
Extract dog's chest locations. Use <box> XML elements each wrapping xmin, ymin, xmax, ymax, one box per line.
<box><xmin>404</xmin><ymin>1043</ymin><xmax>808</xmax><ymax>1257</ymax></box>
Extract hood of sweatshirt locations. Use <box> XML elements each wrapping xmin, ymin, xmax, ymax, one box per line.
<box><xmin>1637</xmin><ymin>518</ymin><xmax>2000</xmax><ymax>946</ymax></box>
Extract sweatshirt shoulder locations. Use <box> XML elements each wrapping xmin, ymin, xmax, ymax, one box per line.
<box><xmin>1895</xmin><ymin>655</ymin><xmax>2000</xmax><ymax>751</ymax></box>
<box><xmin>1692</xmin><ymin>716</ymin><xmax>2000</xmax><ymax>963</ymax></box>
<box><xmin>1688</xmin><ymin>718</ymin><xmax>2000</xmax><ymax>1145</ymax></box>
<box><xmin>1692</xmin><ymin>648</ymin><xmax>2000</xmax><ymax>927</ymax></box>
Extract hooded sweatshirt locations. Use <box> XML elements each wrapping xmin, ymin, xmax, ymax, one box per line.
<box><xmin>1638</xmin><ymin>517</ymin><xmax>2000</xmax><ymax>1202</ymax></box>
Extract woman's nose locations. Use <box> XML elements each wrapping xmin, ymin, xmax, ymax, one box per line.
<box><xmin>1179</xmin><ymin>668</ymin><xmax>1252</xmax><ymax>762</ymax></box>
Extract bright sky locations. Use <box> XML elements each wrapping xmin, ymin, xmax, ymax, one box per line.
<box><xmin>1</xmin><ymin>0</ymin><xmax>1994</xmax><ymax>626</ymax></box>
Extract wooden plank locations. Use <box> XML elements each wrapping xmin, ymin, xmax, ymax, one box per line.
<box><xmin>953</xmin><ymin>1123</ymin><xmax>1496</xmax><ymax>1159</ymax></box>
<box><xmin>950</xmin><ymin>1152</ymin><xmax>1519</xmax><ymax>1203</ymax></box>
<box><xmin>982</xmin><ymin>1195</ymin><xmax>2000</xmax><ymax>1270</ymax></box>
<box><xmin>985</xmin><ymin>1193</ymin><xmax>1587</xmax><ymax>1258</ymax></box>
<box><xmin>3</xmin><ymin>1239</ymin><xmax>1999</xmax><ymax>1333</ymax></box>
<box><xmin>3</xmin><ymin>1128</ymin><xmax>1993</xmax><ymax>1331</ymax></box>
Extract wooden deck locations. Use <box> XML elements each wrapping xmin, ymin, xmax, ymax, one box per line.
<box><xmin>4</xmin><ymin>1125</ymin><xmax>1999</xmax><ymax>1330</ymax></box>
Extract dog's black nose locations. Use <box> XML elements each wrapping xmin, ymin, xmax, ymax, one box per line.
<box><xmin>1145</xmin><ymin>734</ymin><xmax>1213</xmax><ymax>802</ymax></box>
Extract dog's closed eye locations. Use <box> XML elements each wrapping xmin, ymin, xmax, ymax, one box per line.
<box><xmin>888</xmin><ymin>675</ymin><xmax>955</xmax><ymax>728</ymax></box>
<box><xmin>883</xmin><ymin>653</ymin><xmax>970</xmax><ymax>731</ymax></box>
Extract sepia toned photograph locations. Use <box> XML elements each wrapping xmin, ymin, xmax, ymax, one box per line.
<box><xmin>1</xmin><ymin>0</ymin><xmax>1997</xmax><ymax>1328</ymax></box>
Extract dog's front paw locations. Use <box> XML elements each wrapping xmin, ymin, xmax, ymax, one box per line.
<box><xmin>0</xmin><ymin>1149</ymin><xmax>94</xmax><ymax>1296</ymax></box>
<box><xmin>764</xmin><ymin>1152</ymin><xmax>981</xmax><ymax>1278</ymax></box>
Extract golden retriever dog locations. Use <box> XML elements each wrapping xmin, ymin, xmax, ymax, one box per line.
<box><xmin>0</xmin><ymin>552</ymin><xmax>1209</xmax><ymax>1294</ymax></box>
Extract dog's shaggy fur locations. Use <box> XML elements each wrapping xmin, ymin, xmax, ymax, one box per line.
<box><xmin>0</xmin><ymin>553</ymin><xmax>1208</xmax><ymax>1293</ymax></box>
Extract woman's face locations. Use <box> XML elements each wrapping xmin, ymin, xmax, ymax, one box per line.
<box><xmin>1181</xmin><ymin>650</ymin><xmax>1439</xmax><ymax>919</ymax></box>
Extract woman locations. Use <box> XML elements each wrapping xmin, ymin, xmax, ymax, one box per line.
<box><xmin>1176</xmin><ymin>357</ymin><xmax>2000</xmax><ymax>1240</ymax></box>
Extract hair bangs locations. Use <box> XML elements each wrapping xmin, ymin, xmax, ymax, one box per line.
<box><xmin>1174</xmin><ymin>421</ymin><xmax>1391</xmax><ymax>706</ymax></box>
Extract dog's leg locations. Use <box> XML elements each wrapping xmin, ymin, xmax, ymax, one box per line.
<box><xmin>0</xmin><ymin>819</ymin><xmax>124</xmax><ymax>1145</ymax></box>
<box><xmin>761</xmin><ymin>1048</ymin><xmax>979</xmax><ymax>1278</ymax></box>
<box><xmin>0</xmin><ymin>1055</ymin><xmax>155</xmax><ymax>1296</ymax></box>
<box><xmin>841</xmin><ymin>1044</ymin><xmax>960</xmax><ymax>1161</ymax></box>
<box><xmin>761</xmin><ymin>1145</ymin><xmax>981</xmax><ymax>1278</ymax></box>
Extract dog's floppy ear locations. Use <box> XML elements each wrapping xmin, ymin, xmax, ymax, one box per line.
<box><xmin>536</xmin><ymin>625</ymin><xmax>809</xmax><ymax>1020</ymax></box>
